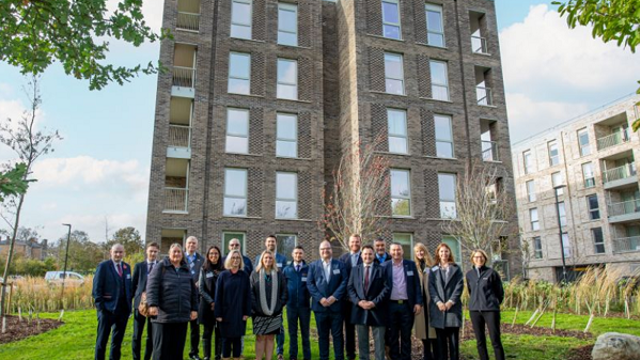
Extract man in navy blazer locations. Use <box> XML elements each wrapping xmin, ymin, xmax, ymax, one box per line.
<box><xmin>307</xmin><ymin>240</ymin><xmax>348</xmax><ymax>360</ymax></box>
<box><xmin>382</xmin><ymin>243</ymin><xmax>423</xmax><ymax>360</ymax></box>
<box><xmin>131</xmin><ymin>242</ymin><xmax>159</xmax><ymax>360</ymax></box>
<box><xmin>92</xmin><ymin>244</ymin><xmax>133</xmax><ymax>360</ymax></box>
<box><xmin>283</xmin><ymin>246</ymin><xmax>312</xmax><ymax>360</ymax></box>
<box><xmin>338</xmin><ymin>234</ymin><xmax>363</xmax><ymax>360</ymax></box>
<box><xmin>347</xmin><ymin>245</ymin><xmax>390</xmax><ymax>360</ymax></box>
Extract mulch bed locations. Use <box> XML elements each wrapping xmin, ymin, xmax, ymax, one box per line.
<box><xmin>0</xmin><ymin>315</ymin><xmax>63</xmax><ymax>344</ymax></box>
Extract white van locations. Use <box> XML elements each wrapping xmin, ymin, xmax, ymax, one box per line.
<box><xmin>45</xmin><ymin>271</ymin><xmax>85</xmax><ymax>284</ymax></box>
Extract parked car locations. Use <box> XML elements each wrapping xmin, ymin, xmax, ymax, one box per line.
<box><xmin>45</xmin><ymin>271</ymin><xmax>85</xmax><ymax>284</ymax></box>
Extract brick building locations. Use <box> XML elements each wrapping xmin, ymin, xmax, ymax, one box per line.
<box><xmin>512</xmin><ymin>95</ymin><xmax>640</xmax><ymax>282</ymax></box>
<box><xmin>146</xmin><ymin>0</ymin><xmax>520</xmax><ymax>274</ymax></box>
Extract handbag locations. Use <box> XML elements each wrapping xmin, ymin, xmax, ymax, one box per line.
<box><xmin>138</xmin><ymin>291</ymin><xmax>150</xmax><ymax>317</ymax></box>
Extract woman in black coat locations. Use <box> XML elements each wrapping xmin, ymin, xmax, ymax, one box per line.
<box><xmin>466</xmin><ymin>249</ymin><xmax>505</xmax><ymax>360</ymax></box>
<box><xmin>146</xmin><ymin>243</ymin><xmax>198</xmax><ymax>360</ymax></box>
<box><xmin>214</xmin><ymin>249</ymin><xmax>251</xmax><ymax>360</ymax></box>
<box><xmin>428</xmin><ymin>243</ymin><xmax>464</xmax><ymax>360</ymax></box>
<box><xmin>199</xmin><ymin>245</ymin><xmax>223</xmax><ymax>360</ymax></box>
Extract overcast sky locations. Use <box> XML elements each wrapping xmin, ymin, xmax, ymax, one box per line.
<box><xmin>0</xmin><ymin>0</ymin><xmax>637</xmax><ymax>244</ymax></box>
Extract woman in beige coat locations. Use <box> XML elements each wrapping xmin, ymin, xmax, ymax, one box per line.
<box><xmin>413</xmin><ymin>242</ymin><xmax>438</xmax><ymax>360</ymax></box>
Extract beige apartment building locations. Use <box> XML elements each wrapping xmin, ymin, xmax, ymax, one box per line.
<box><xmin>513</xmin><ymin>95</ymin><xmax>640</xmax><ymax>282</ymax></box>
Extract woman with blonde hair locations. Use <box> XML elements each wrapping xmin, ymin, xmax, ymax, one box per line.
<box><xmin>251</xmin><ymin>250</ymin><xmax>287</xmax><ymax>360</ymax></box>
<box><xmin>466</xmin><ymin>249</ymin><xmax>505</xmax><ymax>360</ymax></box>
<box><xmin>413</xmin><ymin>242</ymin><xmax>438</xmax><ymax>360</ymax></box>
<box><xmin>428</xmin><ymin>243</ymin><xmax>463</xmax><ymax>360</ymax></box>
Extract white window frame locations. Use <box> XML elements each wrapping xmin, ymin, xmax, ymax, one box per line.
<box><xmin>391</xmin><ymin>168</ymin><xmax>412</xmax><ymax>217</ymax></box>
<box><xmin>222</xmin><ymin>232</ymin><xmax>246</xmax><ymax>255</ymax></box>
<box><xmin>592</xmin><ymin>227</ymin><xmax>605</xmax><ymax>254</ymax></box>
<box><xmin>562</xmin><ymin>233</ymin><xmax>571</xmax><ymax>258</ymax></box>
<box><xmin>224</xmin><ymin>168</ymin><xmax>248</xmax><ymax>217</ymax></box>
<box><xmin>230</xmin><ymin>0</ymin><xmax>252</xmax><ymax>39</ymax></box>
<box><xmin>530</xmin><ymin>208</ymin><xmax>539</xmax><ymax>231</ymax></box>
<box><xmin>277</xmin><ymin>58</ymin><xmax>298</xmax><ymax>100</ymax></box>
<box><xmin>384</xmin><ymin>52</ymin><xmax>405</xmax><ymax>95</ymax></box>
<box><xmin>533</xmin><ymin>237</ymin><xmax>543</xmax><ymax>259</ymax></box>
<box><xmin>434</xmin><ymin>114</ymin><xmax>454</xmax><ymax>158</ymax></box>
<box><xmin>393</xmin><ymin>233</ymin><xmax>414</xmax><ymax>259</ymax></box>
<box><xmin>558</xmin><ymin>201</ymin><xmax>567</xmax><ymax>227</ymax></box>
<box><xmin>523</xmin><ymin>150</ymin><xmax>533</xmax><ymax>174</ymax></box>
<box><xmin>587</xmin><ymin>194</ymin><xmax>600</xmax><ymax>220</ymax></box>
<box><xmin>228</xmin><ymin>52</ymin><xmax>251</xmax><ymax>94</ymax></box>
<box><xmin>425</xmin><ymin>3</ymin><xmax>445</xmax><ymax>47</ymax></box>
<box><xmin>276</xmin><ymin>172</ymin><xmax>298</xmax><ymax>219</ymax></box>
<box><xmin>430</xmin><ymin>60</ymin><xmax>450</xmax><ymax>101</ymax></box>
<box><xmin>225</xmin><ymin>108</ymin><xmax>250</xmax><ymax>154</ymax></box>
<box><xmin>387</xmin><ymin>108</ymin><xmax>408</xmax><ymax>154</ymax></box>
<box><xmin>276</xmin><ymin>234</ymin><xmax>298</xmax><ymax>262</ymax></box>
<box><xmin>526</xmin><ymin>180</ymin><xmax>536</xmax><ymax>202</ymax></box>
<box><xmin>276</xmin><ymin>113</ymin><xmax>298</xmax><ymax>158</ymax></box>
<box><xmin>552</xmin><ymin>172</ymin><xmax>564</xmax><ymax>196</ymax></box>
<box><xmin>438</xmin><ymin>173</ymin><xmax>457</xmax><ymax>219</ymax></box>
<box><xmin>582</xmin><ymin>162</ymin><xmax>595</xmax><ymax>188</ymax></box>
<box><xmin>381</xmin><ymin>0</ymin><xmax>402</xmax><ymax>40</ymax></box>
<box><xmin>578</xmin><ymin>128</ymin><xmax>591</xmax><ymax>156</ymax></box>
<box><xmin>278</xmin><ymin>3</ymin><xmax>298</xmax><ymax>46</ymax></box>
<box><xmin>548</xmin><ymin>140</ymin><xmax>559</xmax><ymax>166</ymax></box>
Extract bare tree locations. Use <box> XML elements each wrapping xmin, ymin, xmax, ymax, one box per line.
<box><xmin>322</xmin><ymin>135</ymin><xmax>391</xmax><ymax>250</ymax></box>
<box><xmin>0</xmin><ymin>76</ymin><xmax>61</xmax><ymax>320</ymax></box>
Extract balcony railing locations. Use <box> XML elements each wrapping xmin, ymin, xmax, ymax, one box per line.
<box><xmin>613</xmin><ymin>236</ymin><xmax>640</xmax><ymax>253</ymax></box>
<box><xmin>172</xmin><ymin>66</ymin><xmax>196</xmax><ymax>88</ymax></box>
<box><xmin>482</xmin><ymin>140</ymin><xmax>499</xmax><ymax>162</ymax></box>
<box><xmin>597</xmin><ymin>128</ymin><xmax>630</xmax><ymax>150</ymax></box>
<box><xmin>176</xmin><ymin>12</ymin><xmax>200</xmax><ymax>32</ymax></box>
<box><xmin>608</xmin><ymin>199</ymin><xmax>640</xmax><ymax>217</ymax></box>
<box><xmin>164</xmin><ymin>187</ymin><xmax>188</xmax><ymax>212</ymax></box>
<box><xmin>169</xmin><ymin>125</ymin><xmax>191</xmax><ymax>148</ymax></box>
<box><xmin>602</xmin><ymin>163</ymin><xmax>637</xmax><ymax>183</ymax></box>
<box><xmin>477</xmin><ymin>86</ymin><xmax>493</xmax><ymax>106</ymax></box>
<box><xmin>471</xmin><ymin>36</ymin><xmax>488</xmax><ymax>54</ymax></box>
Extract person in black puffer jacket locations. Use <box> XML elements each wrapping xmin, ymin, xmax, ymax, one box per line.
<box><xmin>465</xmin><ymin>249</ymin><xmax>505</xmax><ymax>360</ymax></box>
<box><xmin>146</xmin><ymin>243</ymin><xmax>198</xmax><ymax>360</ymax></box>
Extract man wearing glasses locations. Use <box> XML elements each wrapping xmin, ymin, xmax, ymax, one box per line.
<box><xmin>225</xmin><ymin>238</ymin><xmax>254</xmax><ymax>275</ymax></box>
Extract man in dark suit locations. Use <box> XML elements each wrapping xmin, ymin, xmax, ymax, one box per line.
<box><xmin>131</xmin><ymin>242</ymin><xmax>159</xmax><ymax>360</ymax></box>
<box><xmin>307</xmin><ymin>240</ymin><xmax>348</xmax><ymax>360</ymax></box>
<box><xmin>184</xmin><ymin>236</ymin><xmax>205</xmax><ymax>360</ymax></box>
<box><xmin>283</xmin><ymin>245</ymin><xmax>312</xmax><ymax>360</ymax></box>
<box><xmin>347</xmin><ymin>245</ymin><xmax>390</xmax><ymax>360</ymax></box>
<box><xmin>338</xmin><ymin>234</ymin><xmax>363</xmax><ymax>360</ymax></box>
<box><xmin>373</xmin><ymin>238</ymin><xmax>390</xmax><ymax>265</ymax></box>
<box><xmin>226</xmin><ymin>238</ymin><xmax>253</xmax><ymax>274</ymax></box>
<box><xmin>92</xmin><ymin>243</ymin><xmax>133</xmax><ymax>360</ymax></box>
<box><xmin>382</xmin><ymin>243</ymin><xmax>422</xmax><ymax>360</ymax></box>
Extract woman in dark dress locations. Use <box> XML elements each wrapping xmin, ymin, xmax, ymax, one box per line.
<box><xmin>199</xmin><ymin>245</ymin><xmax>223</xmax><ymax>360</ymax></box>
<box><xmin>250</xmin><ymin>250</ymin><xmax>287</xmax><ymax>360</ymax></box>
<box><xmin>215</xmin><ymin>249</ymin><xmax>251</xmax><ymax>360</ymax></box>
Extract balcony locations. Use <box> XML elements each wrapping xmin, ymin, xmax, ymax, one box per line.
<box><xmin>476</xmin><ymin>86</ymin><xmax>493</xmax><ymax>106</ymax></box>
<box><xmin>167</xmin><ymin>124</ymin><xmax>191</xmax><ymax>159</ymax></box>
<box><xmin>602</xmin><ymin>163</ymin><xmax>637</xmax><ymax>189</ymax></box>
<box><xmin>597</xmin><ymin>128</ymin><xmax>630</xmax><ymax>151</ymax></box>
<box><xmin>613</xmin><ymin>236</ymin><xmax>640</xmax><ymax>253</ymax></box>
<box><xmin>177</xmin><ymin>12</ymin><xmax>200</xmax><ymax>32</ymax></box>
<box><xmin>471</xmin><ymin>36</ymin><xmax>488</xmax><ymax>54</ymax></box>
<box><xmin>164</xmin><ymin>187</ymin><xmax>188</xmax><ymax>213</ymax></box>
<box><xmin>172</xmin><ymin>44</ymin><xmax>197</xmax><ymax>98</ymax></box>
<box><xmin>608</xmin><ymin>199</ymin><xmax>640</xmax><ymax>223</ymax></box>
<box><xmin>482</xmin><ymin>140</ymin><xmax>499</xmax><ymax>162</ymax></box>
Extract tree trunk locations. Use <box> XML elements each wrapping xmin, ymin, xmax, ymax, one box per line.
<box><xmin>0</xmin><ymin>192</ymin><xmax>27</xmax><ymax>321</ymax></box>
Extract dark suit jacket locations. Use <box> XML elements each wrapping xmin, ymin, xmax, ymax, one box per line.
<box><xmin>381</xmin><ymin>259</ymin><xmax>423</xmax><ymax>309</ymax></box>
<box><xmin>428</xmin><ymin>264</ymin><xmax>464</xmax><ymax>329</ymax></box>
<box><xmin>132</xmin><ymin>260</ymin><xmax>156</xmax><ymax>311</ymax></box>
<box><xmin>347</xmin><ymin>263</ymin><xmax>390</xmax><ymax>327</ymax></box>
<box><xmin>373</xmin><ymin>252</ymin><xmax>391</xmax><ymax>265</ymax></box>
<box><xmin>92</xmin><ymin>260</ymin><xmax>133</xmax><ymax>313</ymax></box>
<box><xmin>306</xmin><ymin>259</ymin><xmax>347</xmax><ymax>313</ymax></box>
<box><xmin>338</xmin><ymin>251</ymin><xmax>363</xmax><ymax>276</ymax></box>
<box><xmin>185</xmin><ymin>252</ymin><xmax>205</xmax><ymax>282</ymax></box>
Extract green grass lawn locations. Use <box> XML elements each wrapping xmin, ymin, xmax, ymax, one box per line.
<box><xmin>1</xmin><ymin>309</ymin><xmax>639</xmax><ymax>360</ymax></box>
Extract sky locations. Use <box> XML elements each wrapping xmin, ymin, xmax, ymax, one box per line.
<box><xmin>0</xmin><ymin>0</ymin><xmax>638</xmax><ymax>244</ymax></box>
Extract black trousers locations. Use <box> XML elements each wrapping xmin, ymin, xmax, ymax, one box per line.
<box><xmin>469</xmin><ymin>311</ymin><xmax>505</xmax><ymax>360</ymax></box>
<box><xmin>202</xmin><ymin>322</ymin><xmax>222</xmax><ymax>360</ymax></box>
<box><xmin>222</xmin><ymin>337</ymin><xmax>241</xmax><ymax>358</ymax></box>
<box><xmin>152</xmin><ymin>322</ymin><xmax>188</xmax><ymax>360</ymax></box>
<box><xmin>95</xmin><ymin>309</ymin><xmax>129</xmax><ymax>360</ymax></box>
<box><xmin>189</xmin><ymin>318</ymin><xmax>200</xmax><ymax>357</ymax></box>
<box><xmin>422</xmin><ymin>339</ymin><xmax>439</xmax><ymax>360</ymax></box>
<box><xmin>132</xmin><ymin>311</ymin><xmax>153</xmax><ymax>360</ymax></box>
<box><xmin>435</xmin><ymin>327</ymin><xmax>459</xmax><ymax>360</ymax></box>
<box><xmin>343</xmin><ymin>305</ymin><xmax>356</xmax><ymax>359</ymax></box>
<box><xmin>388</xmin><ymin>302</ymin><xmax>413</xmax><ymax>360</ymax></box>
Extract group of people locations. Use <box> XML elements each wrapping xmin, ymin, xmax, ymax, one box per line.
<box><xmin>92</xmin><ymin>234</ymin><xmax>505</xmax><ymax>360</ymax></box>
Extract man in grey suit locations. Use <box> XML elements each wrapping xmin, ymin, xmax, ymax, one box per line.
<box><xmin>347</xmin><ymin>245</ymin><xmax>390</xmax><ymax>360</ymax></box>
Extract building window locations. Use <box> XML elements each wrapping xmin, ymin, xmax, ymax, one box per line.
<box><xmin>592</xmin><ymin>227</ymin><xmax>605</xmax><ymax>254</ymax></box>
<box><xmin>276</xmin><ymin>172</ymin><xmax>298</xmax><ymax>219</ymax></box>
<box><xmin>228</xmin><ymin>52</ymin><xmax>251</xmax><ymax>94</ymax></box>
<box><xmin>558</xmin><ymin>202</ymin><xmax>567</xmax><ymax>227</ymax></box>
<box><xmin>438</xmin><ymin>173</ymin><xmax>456</xmax><ymax>219</ymax></box>
<box><xmin>224</xmin><ymin>168</ymin><xmax>248</xmax><ymax>216</ymax></box>
<box><xmin>277</xmin><ymin>58</ymin><xmax>298</xmax><ymax>100</ymax></box>
<box><xmin>530</xmin><ymin>208</ymin><xmax>539</xmax><ymax>231</ymax></box>
<box><xmin>278</xmin><ymin>3</ymin><xmax>298</xmax><ymax>46</ymax></box>
<box><xmin>226</xmin><ymin>108</ymin><xmax>249</xmax><ymax>154</ymax></box>
<box><xmin>434</xmin><ymin>114</ymin><xmax>454</xmax><ymax>158</ymax></box>
<box><xmin>533</xmin><ymin>237</ymin><xmax>542</xmax><ymax>259</ymax></box>
<box><xmin>552</xmin><ymin>172</ymin><xmax>564</xmax><ymax>196</ymax></box>
<box><xmin>523</xmin><ymin>150</ymin><xmax>533</xmax><ymax>174</ymax></box>
<box><xmin>223</xmin><ymin>232</ymin><xmax>246</xmax><ymax>255</ymax></box>
<box><xmin>578</xmin><ymin>128</ymin><xmax>591</xmax><ymax>156</ymax></box>
<box><xmin>393</xmin><ymin>233</ymin><xmax>413</xmax><ymax>259</ymax></box>
<box><xmin>425</xmin><ymin>4</ymin><xmax>444</xmax><ymax>47</ymax></box>
<box><xmin>582</xmin><ymin>162</ymin><xmax>595</xmax><ymax>188</ymax></box>
<box><xmin>562</xmin><ymin>233</ymin><xmax>571</xmax><ymax>258</ymax></box>
<box><xmin>384</xmin><ymin>53</ymin><xmax>405</xmax><ymax>95</ymax></box>
<box><xmin>387</xmin><ymin>109</ymin><xmax>408</xmax><ymax>154</ymax></box>
<box><xmin>548</xmin><ymin>140</ymin><xmax>559</xmax><ymax>166</ymax></box>
<box><xmin>276</xmin><ymin>234</ymin><xmax>297</xmax><ymax>262</ymax></box>
<box><xmin>276</xmin><ymin>113</ymin><xmax>297</xmax><ymax>158</ymax></box>
<box><xmin>381</xmin><ymin>0</ymin><xmax>401</xmax><ymax>39</ymax></box>
<box><xmin>526</xmin><ymin>180</ymin><xmax>536</xmax><ymax>202</ymax></box>
<box><xmin>390</xmin><ymin>169</ymin><xmax>411</xmax><ymax>216</ymax></box>
<box><xmin>230</xmin><ymin>0</ymin><xmax>252</xmax><ymax>39</ymax></box>
<box><xmin>430</xmin><ymin>60</ymin><xmax>449</xmax><ymax>101</ymax></box>
<box><xmin>587</xmin><ymin>194</ymin><xmax>600</xmax><ymax>220</ymax></box>
<box><xmin>442</xmin><ymin>236</ymin><xmax>461</xmax><ymax>264</ymax></box>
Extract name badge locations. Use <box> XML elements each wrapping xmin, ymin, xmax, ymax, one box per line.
<box><xmin>191</xmin><ymin>270</ymin><xmax>195</xmax><ymax>275</ymax></box>
<box><xmin>126</xmin><ymin>274</ymin><xmax>131</xmax><ymax>279</ymax></box>
<box><xmin>301</xmin><ymin>277</ymin><xmax>308</xmax><ymax>282</ymax></box>
<box><xmin>333</xmin><ymin>269</ymin><xmax>340</xmax><ymax>275</ymax></box>
<box><xmin>277</xmin><ymin>263</ymin><xmax>283</xmax><ymax>268</ymax></box>
<box><xmin>407</xmin><ymin>271</ymin><xmax>414</xmax><ymax>276</ymax></box>
<box><xmin>206</xmin><ymin>272</ymin><xmax>214</xmax><ymax>278</ymax></box>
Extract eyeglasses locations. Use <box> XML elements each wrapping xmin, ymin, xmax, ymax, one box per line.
<box><xmin>230</xmin><ymin>244</ymin><xmax>240</xmax><ymax>247</ymax></box>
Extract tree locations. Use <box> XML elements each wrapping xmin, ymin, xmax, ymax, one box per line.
<box><xmin>553</xmin><ymin>0</ymin><xmax>640</xmax><ymax>131</ymax></box>
<box><xmin>0</xmin><ymin>76</ymin><xmax>61</xmax><ymax>318</ymax></box>
<box><xmin>0</xmin><ymin>0</ymin><xmax>166</xmax><ymax>91</ymax></box>
<box><xmin>55</xmin><ymin>230</ymin><xmax>106</xmax><ymax>273</ymax></box>
<box><xmin>105</xmin><ymin>226</ymin><xmax>144</xmax><ymax>256</ymax></box>
<box><xmin>323</xmin><ymin>135</ymin><xmax>391</xmax><ymax>250</ymax></box>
